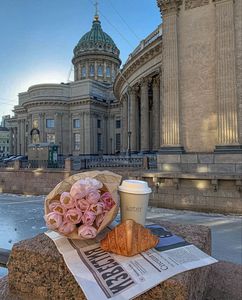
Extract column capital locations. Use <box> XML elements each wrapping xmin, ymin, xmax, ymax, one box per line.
<box><xmin>157</xmin><ymin>0</ymin><xmax>182</xmax><ymax>16</ymax></box>
<box><xmin>153</xmin><ymin>76</ymin><xmax>160</xmax><ymax>88</ymax></box>
<box><xmin>127</xmin><ymin>86</ymin><xmax>136</xmax><ymax>96</ymax></box>
<box><xmin>139</xmin><ymin>77</ymin><xmax>151</xmax><ymax>89</ymax></box>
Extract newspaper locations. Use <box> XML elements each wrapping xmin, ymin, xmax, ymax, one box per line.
<box><xmin>45</xmin><ymin>223</ymin><xmax>217</xmax><ymax>300</ymax></box>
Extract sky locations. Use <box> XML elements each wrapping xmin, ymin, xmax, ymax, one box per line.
<box><xmin>0</xmin><ymin>0</ymin><xmax>161</xmax><ymax>121</ymax></box>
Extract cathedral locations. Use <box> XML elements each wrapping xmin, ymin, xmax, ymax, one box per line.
<box><xmin>7</xmin><ymin>0</ymin><xmax>242</xmax><ymax>162</ymax></box>
<box><xmin>7</xmin><ymin>10</ymin><xmax>122</xmax><ymax>156</ymax></box>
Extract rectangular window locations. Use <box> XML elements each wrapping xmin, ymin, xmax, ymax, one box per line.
<box><xmin>47</xmin><ymin>133</ymin><xmax>55</xmax><ymax>144</ymax></box>
<box><xmin>73</xmin><ymin>119</ymin><xmax>80</xmax><ymax>128</ymax></box>
<box><xmin>97</xmin><ymin>133</ymin><xmax>102</xmax><ymax>151</ymax></box>
<box><xmin>97</xmin><ymin>119</ymin><xmax>101</xmax><ymax>129</ymax></box>
<box><xmin>116</xmin><ymin>133</ymin><xmax>121</xmax><ymax>151</ymax></box>
<box><xmin>116</xmin><ymin>119</ymin><xmax>121</xmax><ymax>129</ymax></box>
<box><xmin>46</xmin><ymin>119</ymin><xmax>55</xmax><ymax>128</ymax></box>
<box><xmin>74</xmin><ymin>133</ymin><xmax>81</xmax><ymax>151</ymax></box>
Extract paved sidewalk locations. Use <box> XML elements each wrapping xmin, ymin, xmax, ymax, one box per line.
<box><xmin>0</xmin><ymin>193</ymin><xmax>241</xmax><ymax>277</ymax></box>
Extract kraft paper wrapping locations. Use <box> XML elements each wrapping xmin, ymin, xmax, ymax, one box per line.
<box><xmin>44</xmin><ymin>170</ymin><xmax>122</xmax><ymax>239</ymax></box>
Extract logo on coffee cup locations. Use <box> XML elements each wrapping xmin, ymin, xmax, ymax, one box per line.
<box><xmin>126</xmin><ymin>207</ymin><xmax>142</xmax><ymax>212</ymax></box>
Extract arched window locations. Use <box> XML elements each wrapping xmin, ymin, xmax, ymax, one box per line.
<box><xmin>81</xmin><ymin>66</ymin><xmax>86</xmax><ymax>78</ymax></box>
<box><xmin>98</xmin><ymin>65</ymin><xmax>103</xmax><ymax>76</ymax></box>
<box><xmin>90</xmin><ymin>64</ymin><xmax>94</xmax><ymax>77</ymax></box>
<box><xmin>106</xmin><ymin>66</ymin><xmax>111</xmax><ymax>77</ymax></box>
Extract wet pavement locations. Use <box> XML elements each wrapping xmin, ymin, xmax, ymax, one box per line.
<box><xmin>0</xmin><ymin>193</ymin><xmax>241</xmax><ymax>278</ymax></box>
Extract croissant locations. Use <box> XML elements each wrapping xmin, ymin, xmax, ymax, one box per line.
<box><xmin>100</xmin><ymin>219</ymin><xmax>159</xmax><ymax>256</ymax></box>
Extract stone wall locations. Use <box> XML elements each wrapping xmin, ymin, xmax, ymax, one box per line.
<box><xmin>0</xmin><ymin>167</ymin><xmax>241</xmax><ymax>214</ymax></box>
<box><xmin>0</xmin><ymin>169</ymin><xmax>71</xmax><ymax>195</ymax></box>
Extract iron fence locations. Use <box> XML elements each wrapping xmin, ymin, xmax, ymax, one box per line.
<box><xmin>84</xmin><ymin>157</ymin><xmax>143</xmax><ymax>169</ymax></box>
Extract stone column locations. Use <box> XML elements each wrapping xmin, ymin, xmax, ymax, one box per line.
<box><xmin>129</xmin><ymin>87</ymin><xmax>138</xmax><ymax>152</ymax></box>
<box><xmin>121</xmin><ymin>96</ymin><xmax>128</xmax><ymax>153</ymax></box>
<box><xmin>39</xmin><ymin>113</ymin><xmax>45</xmax><ymax>143</ymax></box>
<box><xmin>140</xmin><ymin>77</ymin><xmax>150</xmax><ymax>152</ymax></box>
<box><xmin>54</xmin><ymin>113</ymin><xmax>60</xmax><ymax>146</ymax></box>
<box><xmin>13</xmin><ymin>127</ymin><xmax>17</xmax><ymax>155</ymax></box>
<box><xmin>235</xmin><ymin>0</ymin><xmax>242</xmax><ymax>142</ymax></box>
<box><xmin>157</xmin><ymin>0</ymin><xmax>184</xmax><ymax>153</ymax></box>
<box><xmin>104</xmin><ymin>61</ymin><xmax>107</xmax><ymax>81</ymax></box>
<box><xmin>84</xmin><ymin>112</ymin><xmax>91</xmax><ymax>154</ymax></box>
<box><xmin>9</xmin><ymin>128</ymin><xmax>13</xmax><ymax>154</ymax></box>
<box><xmin>94</xmin><ymin>62</ymin><xmax>98</xmax><ymax>80</ymax></box>
<box><xmin>77</xmin><ymin>64</ymin><xmax>80</xmax><ymax>81</ymax></box>
<box><xmin>214</xmin><ymin>0</ymin><xmax>240</xmax><ymax>151</ymax></box>
<box><xmin>21</xmin><ymin>119</ymin><xmax>25</xmax><ymax>154</ymax></box>
<box><xmin>69</xmin><ymin>113</ymin><xmax>73</xmax><ymax>155</ymax></box>
<box><xmin>85</xmin><ymin>61</ymin><xmax>89</xmax><ymax>78</ymax></box>
<box><xmin>92</xmin><ymin>113</ymin><xmax>97</xmax><ymax>154</ymax></box>
<box><xmin>152</xmin><ymin>76</ymin><xmax>160</xmax><ymax>151</ymax></box>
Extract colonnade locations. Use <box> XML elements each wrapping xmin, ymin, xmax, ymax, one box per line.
<box><xmin>121</xmin><ymin>75</ymin><xmax>161</xmax><ymax>154</ymax></box>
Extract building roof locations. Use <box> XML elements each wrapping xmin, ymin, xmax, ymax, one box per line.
<box><xmin>73</xmin><ymin>16</ymin><xmax>120</xmax><ymax>58</ymax></box>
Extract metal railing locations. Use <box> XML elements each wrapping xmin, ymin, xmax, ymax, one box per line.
<box><xmin>21</xmin><ymin>159</ymin><xmax>65</xmax><ymax>169</ymax></box>
<box><xmin>84</xmin><ymin>157</ymin><xmax>143</xmax><ymax>169</ymax></box>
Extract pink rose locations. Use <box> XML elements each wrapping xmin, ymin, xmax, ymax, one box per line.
<box><xmin>49</xmin><ymin>202</ymin><xmax>66</xmax><ymax>215</ymax></box>
<box><xmin>101</xmin><ymin>192</ymin><xmax>115</xmax><ymax>211</ymax></box>
<box><xmin>53</xmin><ymin>204</ymin><xmax>66</xmax><ymax>215</ymax></box>
<box><xmin>49</xmin><ymin>201</ymin><xmax>60</xmax><ymax>211</ymax></box>
<box><xmin>76</xmin><ymin>198</ymin><xmax>90</xmax><ymax>212</ymax></box>
<box><xmin>78</xmin><ymin>225</ymin><xmax>97</xmax><ymax>239</ymax></box>
<box><xmin>60</xmin><ymin>192</ymin><xmax>75</xmax><ymax>209</ymax></box>
<box><xmin>86</xmin><ymin>190</ymin><xmax>100</xmax><ymax>204</ymax></box>
<box><xmin>45</xmin><ymin>212</ymin><xmax>63</xmax><ymax>229</ymax></box>
<box><xmin>95</xmin><ymin>213</ymin><xmax>106</xmax><ymax>228</ymax></box>
<box><xmin>81</xmin><ymin>211</ymin><xmax>96</xmax><ymax>226</ymax></box>
<box><xmin>70</xmin><ymin>181</ymin><xmax>87</xmax><ymax>200</ymax></box>
<box><xmin>81</xmin><ymin>178</ymin><xmax>103</xmax><ymax>190</ymax></box>
<box><xmin>90</xmin><ymin>202</ymin><xmax>104</xmax><ymax>215</ymax></box>
<box><xmin>65</xmin><ymin>208</ymin><xmax>82</xmax><ymax>224</ymax></box>
<box><xmin>58</xmin><ymin>221</ymin><xmax>76</xmax><ymax>235</ymax></box>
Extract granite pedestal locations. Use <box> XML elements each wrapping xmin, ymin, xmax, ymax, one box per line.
<box><xmin>0</xmin><ymin>221</ymin><xmax>212</xmax><ymax>300</ymax></box>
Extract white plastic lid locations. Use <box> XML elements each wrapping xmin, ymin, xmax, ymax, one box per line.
<box><xmin>118</xmin><ymin>180</ymin><xmax>152</xmax><ymax>194</ymax></box>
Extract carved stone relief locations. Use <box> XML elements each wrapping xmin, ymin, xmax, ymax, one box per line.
<box><xmin>185</xmin><ymin>0</ymin><xmax>209</xmax><ymax>10</ymax></box>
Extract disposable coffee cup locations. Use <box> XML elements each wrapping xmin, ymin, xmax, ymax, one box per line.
<box><xmin>118</xmin><ymin>180</ymin><xmax>152</xmax><ymax>226</ymax></box>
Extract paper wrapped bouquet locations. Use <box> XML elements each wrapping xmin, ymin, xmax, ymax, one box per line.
<box><xmin>44</xmin><ymin>170</ymin><xmax>122</xmax><ymax>239</ymax></box>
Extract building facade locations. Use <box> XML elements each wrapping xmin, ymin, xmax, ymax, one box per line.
<box><xmin>0</xmin><ymin>127</ymin><xmax>10</xmax><ymax>158</ymax></box>
<box><xmin>8</xmin><ymin>0</ymin><xmax>242</xmax><ymax>159</ymax></box>
<box><xmin>115</xmin><ymin>0</ymin><xmax>242</xmax><ymax>156</ymax></box>
<box><xmin>8</xmin><ymin>13</ymin><xmax>122</xmax><ymax>156</ymax></box>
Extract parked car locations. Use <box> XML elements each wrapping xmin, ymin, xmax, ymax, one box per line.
<box><xmin>3</xmin><ymin>155</ymin><xmax>16</xmax><ymax>163</ymax></box>
<box><xmin>11</xmin><ymin>155</ymin><xmax>28</xmax><ymax>161</ymax></box>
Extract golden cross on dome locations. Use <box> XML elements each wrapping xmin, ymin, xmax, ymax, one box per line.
<box><xmin>94</xmin><ymin>1</ymin><xmax>99</xmax><ymax>21</ymax></box>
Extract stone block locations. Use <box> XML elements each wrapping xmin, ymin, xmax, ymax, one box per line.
<box><xmin>198</xmin><ymin>154</ymin><xmax>214</xmax><ymax>164</ymax></box>
<box><xmin>157</xmin><ymin>154</ymin><xmax>181</xmax><ymax>164</ymax></box>
<box><xmin>235</xmin><ymin>163</ymin><xmax>242</xmax><ymax>173</ymax></box>
<box><xmin>208</xmin><ymin>164</ymin><xmax>236</xmax><ymax>173</ymax></box>
<box><xmin>205</xmin><ymin>261</ymin><xmax>242</xmax><ymax>300</ymax></box>
<box><xmin>158</xmin><ymin>163</ymin><xmax>181</xmax><ymax>172</ymax></box>
<box><xmin>180</xmin><ymin>154</ymin><xmax>198</xmax><ymax>164</ymax></box>
<box><xmin>214</xmin><ymin>154</ymin><xmax>242</xmax><ymax>163</ymax></box>
<box><xmin>5</xmin><ymin>222</ymin><xmax>212</xmax><ymax>300</ymax></box>
<box><xmin>181</xmin><ymin>163</ymin><xmax>208</xmax><ymax>173</ymax></box>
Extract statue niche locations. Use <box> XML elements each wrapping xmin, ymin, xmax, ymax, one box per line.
<box><xmin>30</xmin><ymin>128</ymin><xmax>40</xmax><ymax>144</ymax></box>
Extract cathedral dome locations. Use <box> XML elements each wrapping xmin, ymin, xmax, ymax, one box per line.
<box><xmin>73</xmin><ymin>17</ymin><xmax>120</xmax><ymax>58</ymax></box>
<box><xmin>72</xmin><ymin>14</ymin><xmax>121</xmax><ymax>83</ymax></box>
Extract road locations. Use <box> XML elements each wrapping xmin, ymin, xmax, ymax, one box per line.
<box><xmin>0</xmin><ymin>193</ymin><xmax>241</xmax><ymax>277</ymax></box>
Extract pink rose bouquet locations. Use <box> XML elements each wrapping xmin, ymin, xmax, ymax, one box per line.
<box><xmin>44</xmin><ymin>172</ymin><xmax>121</xmax><ymax>239</ymax></box>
